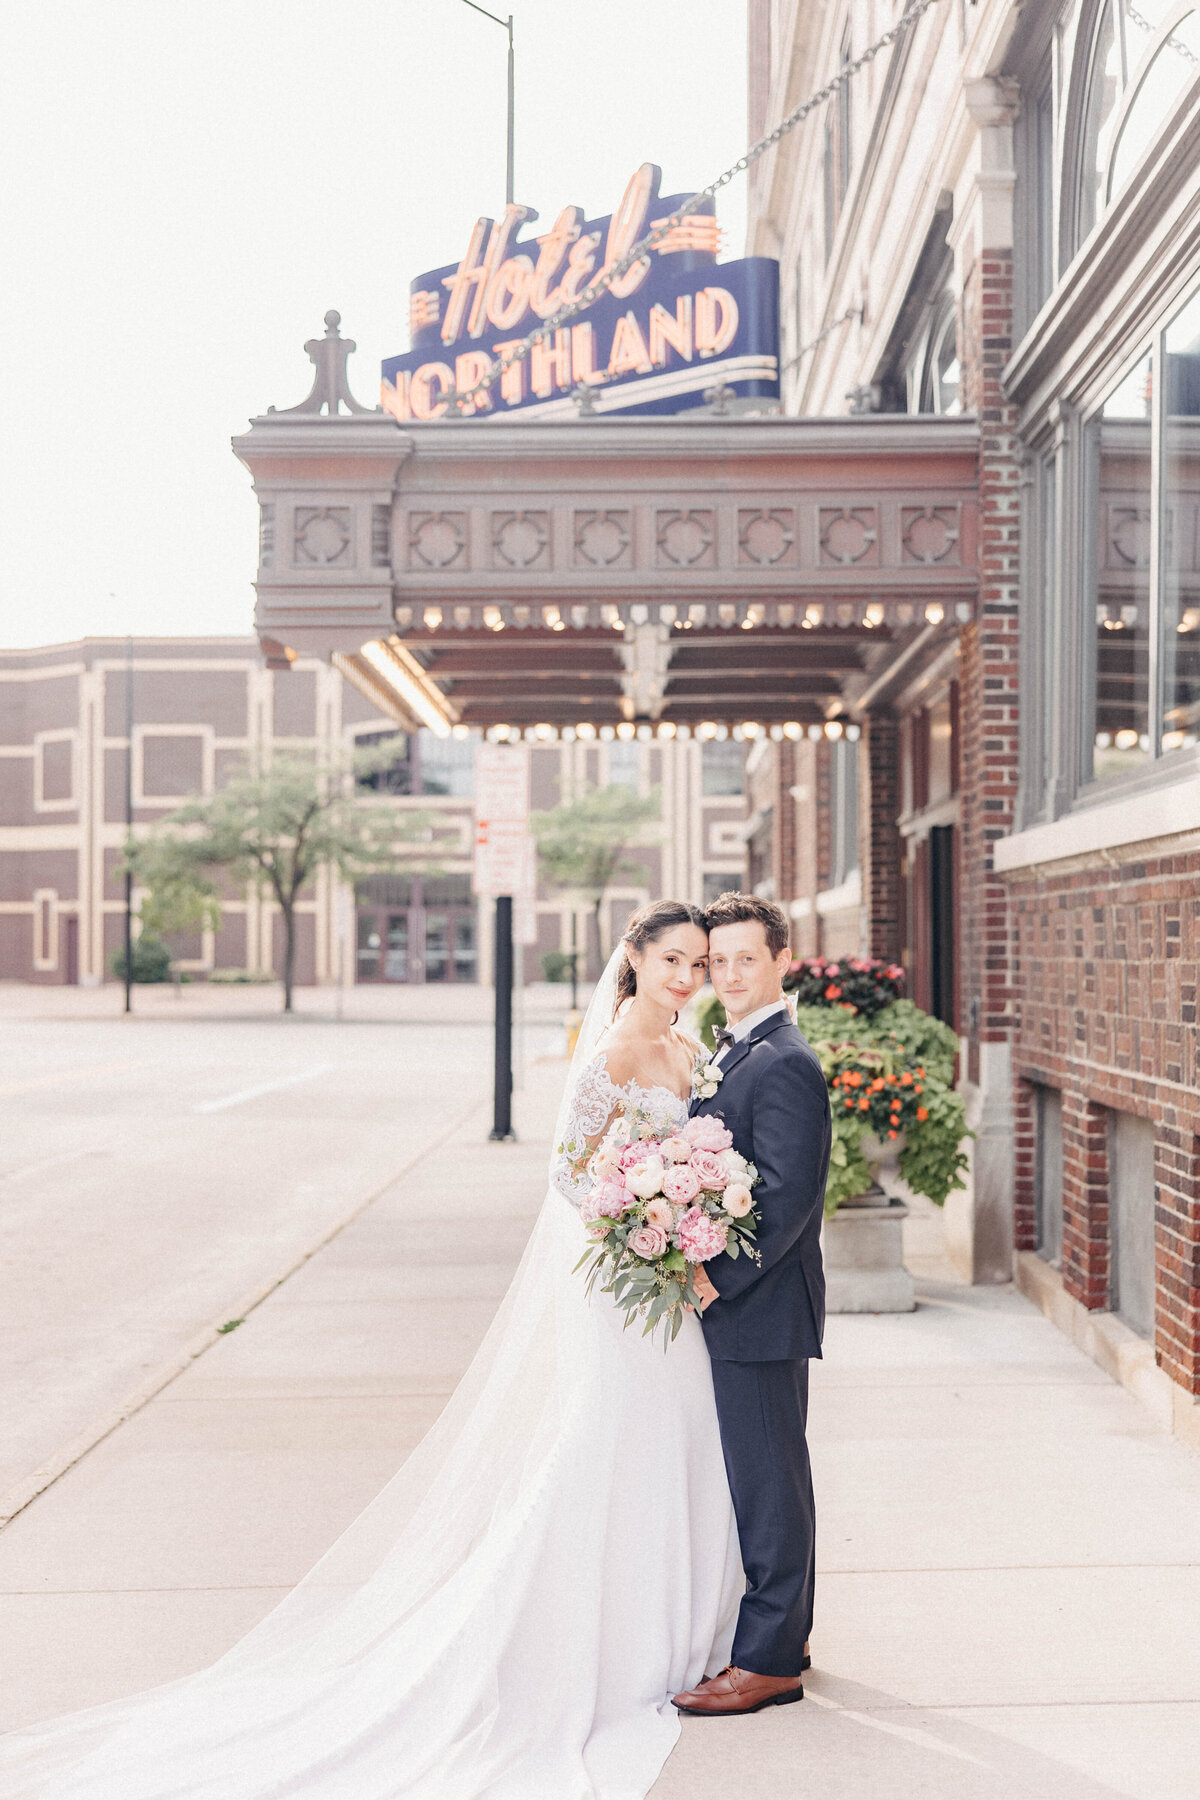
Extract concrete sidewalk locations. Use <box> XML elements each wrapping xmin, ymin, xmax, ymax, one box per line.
<box><xmin>1</xmin><ymin>1059</ymin><xmax>1198</xmax><ymax>1798</ymax></box>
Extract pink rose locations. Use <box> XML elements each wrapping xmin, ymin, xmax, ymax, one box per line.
<box><xmin>676</xmin><ymin>1205</ymin><xmax>729</xmax><ymax>1263</ymax></box>
<box><xmin>688</xmin><ymin>1149</ymin><xmax>729</xmax><ymax>1189</ymax></box>
<box><xmin>628</xmin><ymin>1223</ymin><xmax>669</xmax><ymax>1260</ymax></box>
<box><xmin>644</xmin><ymin>1196</ymin><xmax>676</xmax><ymax>1233</ymax></box>
<box><xmin>662</xmin><ymin>1163</ymin><xmax>701</xmax><ymax>1205</ymax></box>
<box><xmin>721</xmin><ymin>1182</ymin><xmax>753</xmax><ymax>1218</ymax></box>
<box><xmin>660</xmin><ymin>1134</ymin><xmax>693</xmax><ymax>1164</ymax></box>
<box><xmin>683</xmin><ymin>1115</ymin><xmax>733</xmax><ymax>1153</ymax></box>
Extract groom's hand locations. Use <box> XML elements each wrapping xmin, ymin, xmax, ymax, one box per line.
<box><xmin>692</xmin><ymin>1265</ymin><xmax>719</xmax><ymax>1312</ymax></box>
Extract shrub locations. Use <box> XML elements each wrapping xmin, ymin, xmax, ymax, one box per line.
<box><xmin>108</xmin><ymin>934</ymin><xmax>172</xmax><ymax>984</ymax></box>
<box><xmin>783</xmin><ymin>955</ymin><xmax>905</xmax><ymax>1018</ymax></box>
<box><xmin>208</xmin><ymin>967</ymin><xmax>276</xmax><ymax>984</ymax></box>
<box><xmin>541</xmin><ymin>949</ymin><xmax>575</xmax><ymax>983</ymax></box>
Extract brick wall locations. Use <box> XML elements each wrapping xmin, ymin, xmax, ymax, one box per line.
<box><xmin>858</xmin><ymin>710</ymin><xmax>902</xmax><ymax>961</ymax></box>
<box><xmin>1008</xmin><ymin>852</ymin><xmax>1200</xmax><ymax>1394</ymax></box>
<box><xmin>957</xmin><ymin>249</ymin><xmax>1022</xmax><ymax>1082</ymax></box>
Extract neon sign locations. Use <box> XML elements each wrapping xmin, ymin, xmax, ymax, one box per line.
<box><xmin>381</xmin><ymin>164</ymin><xmax>779</xmax><ymax>421</ymax></box>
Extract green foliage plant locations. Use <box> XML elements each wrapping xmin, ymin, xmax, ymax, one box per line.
<box><xmin>532</xmin><ymin>784</ymin><xmax>660</xmax><ymax>964</ymax></box>
<box><xmin>108</xmin><ymin>933</ymin><xmax>172</xmax><ymax>984</ymax></box>
<box><xmin>691</xmin><ymin>990</ymin><xmax>969</xmax><ymax>1217</ymax></box>
<box><xmin>124</xmin><ymin>744</ymin><xmax>429</xmax><ymax>1013</ymax></box>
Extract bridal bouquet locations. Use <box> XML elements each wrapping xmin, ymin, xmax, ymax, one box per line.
<box><xmin>574</xmin><ymin>1112</ymin><xmax>761</xmax><ymax>1347</ymax></box>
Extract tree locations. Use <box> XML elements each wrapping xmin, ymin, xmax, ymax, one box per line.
<box><xmin>125</xmin><ymin>746</ymin><xmax>428</xmax><ymax>1013</ymax></box>
<box><xmin>532</xmin><ymin>784</ymin><xmax>660</xmax><ymax>974</ymax></box>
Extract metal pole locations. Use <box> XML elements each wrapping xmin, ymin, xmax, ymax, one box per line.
<box><xmin>490</xmin><ymin>894</ymin><xmax>516</xmax><ymax>1140</ymax></box>
<box><xmin>570</xmin><ymin>909</ymin><xmax>578</xmax><ymax>1011</ymax></box>
<box><xmin>505</xmin><ymin>15</ymin><xmax>515</xmax><ymax>206</ymax></box>
<box><xmin>123</xmin><ymin>635</ymin><xmax>134</xmax><ymax>1015</ymax></box>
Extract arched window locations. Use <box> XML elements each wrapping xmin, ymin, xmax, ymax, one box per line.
<box><xmin>906</xmin><ymin>295</ymin><xmax>961</xmax><ymax>416</ymax></box>
<box><xmin>1075</xmin><ymin>0</ymin><xmax>1200</xmax><ymax>245</ymax></box>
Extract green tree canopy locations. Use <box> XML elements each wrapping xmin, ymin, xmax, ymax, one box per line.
<box><xmin>532</xmin><ymin>783</ymin><xmax>660</xmax><ymax>963</ymax></box>
<box><xmin>124</xmin><ymin>744</ymin><xmax>429</xmax><ymax>1011</ymax></box>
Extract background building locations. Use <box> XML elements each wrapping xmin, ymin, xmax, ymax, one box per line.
<box><xmin>748</xmin><ymin>0</ymin><xmax>1200</xmax><ymax>1428</ymax></box>
<box><xmin>0</xmin><ymin>638</ymin><xmax>745</xmax><ymax>988</ymax></box>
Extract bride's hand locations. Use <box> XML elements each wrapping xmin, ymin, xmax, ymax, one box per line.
<box><xmin>691</xmin><ymin>1265</ymin><xmax>719</xmax><ymax>1313</ymax></box>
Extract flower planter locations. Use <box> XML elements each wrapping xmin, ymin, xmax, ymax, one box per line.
<box><xmin>822</xmin><ymin>1188</ymin><xmax>915</xmax><ymax>1313</ymax></box>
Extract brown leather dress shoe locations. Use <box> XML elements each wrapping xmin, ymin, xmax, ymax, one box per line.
<box><xmin>672</xmin><ymin>1665</ymin><xmax>804</xmax><ymax>1715</ymax></box>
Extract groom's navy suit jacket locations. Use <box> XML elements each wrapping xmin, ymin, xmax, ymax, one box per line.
<box><xmin>693</xmin><ymin>1010</ymin><xmax>829</xmax><ymax>1363</ymax></box>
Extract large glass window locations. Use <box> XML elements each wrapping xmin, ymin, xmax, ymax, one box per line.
<box><xmin>606</xmin><ymin>741</ymin><xmax>641</xmax><ymax>791</ymax></box>
<box><xmin>355</xmin><ymin>728</ymin><xmax>477</xmax><ymax>796</ymax></box>
<box><xmin>1076</xmin><ymin>0</ymin><xmax>1200</xmax><ymax>245</ymax></box>
<box><xmin>700</xmin><ymin>739</ymin><xmax>744</xmax><ymax>796</ymax></box>
<box><xmin>1082</xmin><ymin>282</ymin><xmax>1200</xmax><ymax>783</ymax></box>
<box><xmin>1087</xmin><ymin>353</ymin><xmax>1153</xmax><ymax>780</ymax></box>
<box><xmin>1163</xmin><ymin>289</ymin><xmax>1200</xmax><ymax>752</ymax></box>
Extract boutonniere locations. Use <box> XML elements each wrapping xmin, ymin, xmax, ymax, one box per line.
<box><xmin>691</xmin><ymin>1057</ymin><xmax>724</xmax><ymax>1101</ymax></box>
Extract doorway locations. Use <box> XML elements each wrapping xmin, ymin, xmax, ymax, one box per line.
<box><xmin>355</xmin><ymin>873</ymin><xmax>478</xmax><ymax>984</ymax></box>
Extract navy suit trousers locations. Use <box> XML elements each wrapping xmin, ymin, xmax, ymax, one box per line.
<box><xmin>709</xmin><ymin>1357</ymin><xmax>815</xmax><ymax>1677</ymax></box>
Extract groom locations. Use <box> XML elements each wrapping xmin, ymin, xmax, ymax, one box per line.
<box><xmin>673</xmin><ymin>891</ymin><xmax>830</xmax><ymax>1717</ymax></box>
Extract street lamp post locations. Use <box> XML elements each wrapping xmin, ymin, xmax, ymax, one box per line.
<box><xmin>459</xmin><ymin>1</ymin><xmax>515</xmax><ymax>205</ymax></box>
<box><xmin>123</xmin><ymin>634</ymin><xmax>134</xmax><ymax>1015</ymax></box>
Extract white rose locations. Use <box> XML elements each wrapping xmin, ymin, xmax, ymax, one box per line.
<box><xmin>719</xmin><ymin>1148</ymin><xmax>749</xmax><ymax>1179</ymax></box>
<box><xmin>624</xmin><ymin>1156</ymin><xmax>666</xmax><ymax>1200</ymax></box>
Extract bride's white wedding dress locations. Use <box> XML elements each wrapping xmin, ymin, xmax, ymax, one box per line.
<box><xmin>0</xmin><ymin>958</ymin><xmax>743</xmax><ymax>1800</ymax></box>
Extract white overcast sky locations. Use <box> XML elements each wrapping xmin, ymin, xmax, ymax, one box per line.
<box><xmin>0</xmin><ymin>1</ymin><xmax>748</xmax><ymax>649</ymax></box>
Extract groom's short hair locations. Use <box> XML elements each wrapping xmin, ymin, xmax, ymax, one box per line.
<box><xmin>704</xmin><ymin>891</ymin><xmax>790</xmax><ymax>958</ymax></box>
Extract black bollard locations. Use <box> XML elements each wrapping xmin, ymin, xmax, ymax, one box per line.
<box><xmin>490</xmin><ymin>895</ymin><xmax>516</xmax><ymax>1141</ymax></box>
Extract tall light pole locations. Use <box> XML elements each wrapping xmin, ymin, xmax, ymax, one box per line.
<box><xmin>459</xmin><ymin>1</ymin><xmax>515</xmax><ymax>205</ymax></box>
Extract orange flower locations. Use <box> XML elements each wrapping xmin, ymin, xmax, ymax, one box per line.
<box><xmin>858</xmin><ymin>1097</ymin><xmax>870</xmax><ymax>1111</ymax></box>
<box><xmin>888</xmin><ymin>1129</ymin><xmax>899</xmax><ymax>1139</ymax></box>
<box><xmin>886</xmin><ymin>1074</ymin><xmax>897</xmax><ymax>1085</ymax></box>
<box><xmin>825</xmin><ymin>984</ymin><xmax>842</xmax><ymax>999</ymax></box>
<box><xmin>844</xmin><ymin>1097</ymin><xmax>855</xmax><ymax>1108</ymax></box>
<box><xmin>900</xmin><ymin>1071</ymin><xmax>913</xmax><ymax>1087</ymax></box>
<box><xmin>917</xmin><ymin>1106</ymin><xmax>929</xmax><ymax>1122</ymax></box>
<box><xmin>848</xmin><ymin>1071</ymin><xmax>863</xmax><ymax>1088</ymax></box>
<box><xmin>870</xmin><ymin>1077</ymin><xmax>885</xmax><ymax>1091</ymax></box>
<box><xmin>914</xmin><ymin>1083</ymin><xmax>924</xmax><ymax>1094</ymax></box>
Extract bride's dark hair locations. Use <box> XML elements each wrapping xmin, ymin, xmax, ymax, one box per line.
<box><xmin>613</xmin><ymin>899</ymin><xmax>707</xmax><ymax>1016</ymax></box>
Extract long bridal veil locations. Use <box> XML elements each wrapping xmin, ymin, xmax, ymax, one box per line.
<box><xmin>1</xmin><ymin>946</ymin><xmax>741</xmax><ymax>1800</ymax></box>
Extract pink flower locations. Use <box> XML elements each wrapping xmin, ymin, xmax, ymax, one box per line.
<box><xmin>619</xmin><ymin>1139</ymin><xmax>660</xmax><ymax>1172</ymax></box>
<box><xmin>688</xmin><ymin>1148</ymin><xmax>729</xmax><ymax>1189</ymax></box>
<box><xmin>628</xmin><ymin>1224</ymin><xmax>669</xmax><ymax>1260</ymax></box>
<box><xmin>660</xmin><ymin>1134</ymin><xmax>693</xmax><ymax>1164</ymax></box>
<box><xmin>644</xmin><ymin>1196</ymin><xmax>676</xmax><ymax>1233</ymax></box>
<box><xmin>596</xmin><ymin>1178</ymin><xmax>631</xmax><ymax>1215</ymax></box>
<box><xmin>662</xmin><ymin>1163</ymin><xmax>701</xmax><ymax>1205</ymax></box>
<box><xmin>683</xmin><ymin>1115</ymin><xmax>733</xmax><ymax>1153</ymax></box>
<box><xmin>721</xmin><ymin>1182</ymin><xmax>753</xmax><ymax>1218</ymax></box>
<box><xmin>589</xmin><ymin>1140</ymin><xmax>622</xmax><ymax>1180</ymax></box>
<box><xmin>676</xmin><ymin>1205</ymin><xmax>729</xmax><ymax>1263</ymax></box>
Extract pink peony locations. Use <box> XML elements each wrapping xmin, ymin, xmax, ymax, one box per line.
<box><xmin>676</xmin><ymin>1205</ymin><xmax>729</xmax><ymax>1263</ymax></box>
<box><xmin>595</xmin><ymin>1177</ymin><xmax>631</xmax><ymax>1215</ymax></box>
<box><xmin>659</xmin><ymin>1134</ymin><xmax>693</xmax><ymax>1164</ymax></box>
<box><xmin>662</xmin><ymin>1163</ymin><xmax>701</xmax><ymax>1205</ymax></box>
<box><xmin>683</xmin><ymin>1115</ymin><xmax>733</xmax><ymax>1153</ymax></box>
<box><xmin>721</xmin><ymin>1182</ymin><xmax>753</xmax><ymax>1218</ymax></box>
<box><xmin>619</xmin><ymin>1138</ymin><xmax>660</xmax><ymax>1172</ymax></box>
<box><xmin>628</xmin><ymin>1223</ymin><xmax>669</xmax><ymax>1260</ymax></box>
<box><xmin>688</xmin><ymin>1148</ymin><xmax>729</xmax><ymax>1189</ymax></box>
<box><xmin>644</xmin><ymin>1196</ymin><xmax>676</xmax><ymax>1233</ymax></box>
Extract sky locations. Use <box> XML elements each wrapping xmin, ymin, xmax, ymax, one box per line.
<box><xmin>0</xmin><ymin>0</ymin><xmax>749</xmax><ymax>649</ymax></box>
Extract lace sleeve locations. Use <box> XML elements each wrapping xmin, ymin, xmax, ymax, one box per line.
<box><xmin>550</xmin><ymin>1054</ymin><xmax>628</xmax><ymax>1207</ymax></box>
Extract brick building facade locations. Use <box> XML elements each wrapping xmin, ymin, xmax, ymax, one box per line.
<box><xmin>0</xmin><ymin>638</ymin><xmax>746</xmax><ymax>988</ymax></box>
<box><xmin>749</xmin><ymin>0</ymin><xmax>1200</xmax><ymax>1445</ymax></box>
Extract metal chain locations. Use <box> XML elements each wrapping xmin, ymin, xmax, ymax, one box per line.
<box><xmin>432</xmin><ymin>0</ymin><xmax>944</xmax><ymax>413</ymax></box>
<box><xmin>783</xmin><ymin>304</ymin><xmax>864</xmax><ymax>372</ymax></box>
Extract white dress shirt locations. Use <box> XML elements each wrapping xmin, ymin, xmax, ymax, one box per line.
<box><xmin>712</xmin><ymin>998</ymin><xmax>789</xmax><ymax>1064</ymax></box>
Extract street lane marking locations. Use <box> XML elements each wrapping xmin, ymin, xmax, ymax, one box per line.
<box><xmin>193</xmin><ymin>1062</ymin><xmax>337</xmax><ymax>1114</ymax></box>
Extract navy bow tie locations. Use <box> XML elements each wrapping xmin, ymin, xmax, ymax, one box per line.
<box><xmin>713</xmin><ymin>1027</ymin><xmax>736</xmax><ymax>1049</ymax></box>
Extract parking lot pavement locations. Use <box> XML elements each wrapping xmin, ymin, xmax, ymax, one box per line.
<box><xmin>0</xmin><ymin>991</ymin><xmax>563</xmax><ymax>1520</ymax></box>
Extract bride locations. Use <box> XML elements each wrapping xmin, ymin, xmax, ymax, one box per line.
<box><xmin>0</xmin><ymin>899</ymin><xmax>746</xmax><ymax>1800</ymax></box>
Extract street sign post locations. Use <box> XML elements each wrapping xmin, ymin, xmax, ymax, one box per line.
<box><xmin>473</xmin><ymin>745</ymin><xmax>534</xmax><ymax>1142</ymax></box>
